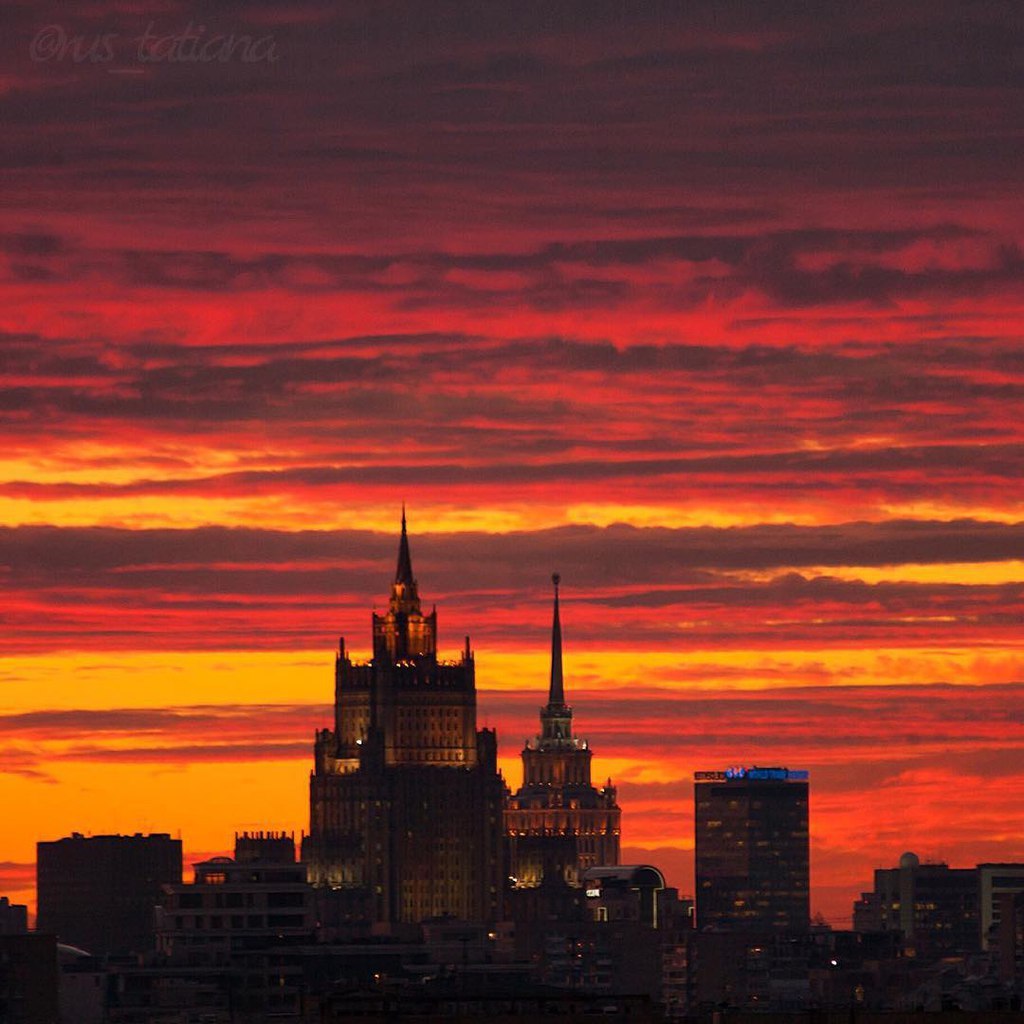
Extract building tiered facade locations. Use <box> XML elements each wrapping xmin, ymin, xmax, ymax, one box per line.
<box><xmin>302</xmin><ymin>513</ymin><xmax>506</xmax><ymax>924</ymax></box>
<box><xmin>505</xmin><ymin>575</ymin><xmax>620</xmax><ymax>889</ymax></box>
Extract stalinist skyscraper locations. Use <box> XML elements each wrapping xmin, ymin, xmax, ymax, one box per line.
<box><xmin>302</xmin><ymin>512</ymin><xmax>506</xmax><ymax>924</ymax></box>
<box><xmin>505</xmin><ymin>575</ymin><xmax>621</xmax><ymax>889</ymax></box>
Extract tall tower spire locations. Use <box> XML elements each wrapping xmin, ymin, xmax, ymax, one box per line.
<box><xmin>539</xmin><ymin>573</ymin><xmax>572</xmax><ymax>745</ymax></box>
<box><xmin>395</xmin><ymin>502</ymin><xmax>414</xmax><ymax>586</ymax></box>
<box><xmin>548</xmin><ymin>573</ymin><xmax>565</xmax><ymax>708</ymax></box>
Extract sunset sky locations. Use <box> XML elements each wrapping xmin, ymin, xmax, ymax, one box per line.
<box><xmin>2</xmin><ymin>1</ymin><xmax>1023</xmax><ymax>926</ymax></box>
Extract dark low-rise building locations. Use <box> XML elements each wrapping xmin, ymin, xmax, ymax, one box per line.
<box><xmin>153</xmin><ymin>840</ymin><xmax>314</xmax><ymax>1017</ymax></box>
<box><xmin>36</xmin><ymin>833</ymin><xmax>182</xmax><ymax>956</ymax></box>
<box><xmin>0</xmin><ymin>897</ymin><xmax>28</xmax><ymax>936</ymax></box>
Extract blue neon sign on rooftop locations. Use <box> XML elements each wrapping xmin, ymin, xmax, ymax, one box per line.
<box><xmin>723</xmin><ymin>766</ymin><xmax>809</xmax><ymax>781</ymax></box>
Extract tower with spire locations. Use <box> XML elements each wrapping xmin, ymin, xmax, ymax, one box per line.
<box><xmin>505</xmin><ymin>576</ymin><xmax>621</xmax><ymax>890</ymax></box>
<box><xmin>303</xmin><ymin>511</ymin><xmax>506</xmax><ymax>925</ymax></box>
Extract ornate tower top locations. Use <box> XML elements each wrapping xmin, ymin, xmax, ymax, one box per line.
<box><xmin>373</xmin><ymin>509</ymin><xmax>436</xmax><ymax>662</ymax></box>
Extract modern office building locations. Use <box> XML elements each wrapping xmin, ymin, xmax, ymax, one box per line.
<box><xmin>978</xmin><ymin>862</ymin><xmax>1024</xmax><ymax>951</ymax></box>
<box><xmin>36</xmin><ymin>832</ymin><xmax>182</xmax><ymax>955</ymax></box>
<box><xmin>694</xmin><ymin>767</ymin><xmax>810</xmax><ymax>933</ymax></box>
<box><xmin>505</xmin><ymin>575</ymin><xmax>620</xmax><ymax>889</ymax></box>
<box><xmin>853</xmin><ymin>851</ymin><xmax>979</xmax><ymax>956</ymax></box>
<box><xmin>302</xmin><ymin>512</ymin><xmax>506</xmax><ymax>924</ymax></box>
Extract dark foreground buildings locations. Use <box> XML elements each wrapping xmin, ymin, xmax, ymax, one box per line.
<box><xmin>36</xmin><ymin>832</ymin><xmax>182</xmax><ymax>955</ymax></box>
<box><xmin>694</xmin><ymin>766</ymin><xmax>810</xmax><ymax>933</ymax></box>
<box><xmin>0</xmin><ymin>897</ymin><xmax>28</xmax><ymax>936</ymax></box>
<box><xmin>0</xmin><ymin>933</ymin><xmax>58</xmax><ymax>1024</ymax></box>
<box><xmin>302</xmin><ymin>512</ymin><xmax>506</xmax><ymax>924</ymax></box>
<box><xmin>505</xmin><ymin>574</ymin><xmax>621</xmax><ymax>889</ymax></box>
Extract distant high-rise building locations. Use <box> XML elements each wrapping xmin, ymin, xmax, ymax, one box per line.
<box><xmin>302</xmin><ymin>512</ymin><xmax>506</xmax><ymax>924</ymax></box>
<box><xmin>505</xmin><ymin>575</ymin><xmax>620</xmax><ymax>888</ymax></box>
<box><xmin>36</xmin><ymin>832</ymin><xmax>182</xmax><ymax>955</ymax></box>
<box><xmin>694</xmin><ymin>767</ymin><xmax>810</xmax><ymax>932</ymax></box>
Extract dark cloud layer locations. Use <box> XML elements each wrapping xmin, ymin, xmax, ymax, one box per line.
<box><xmin>2</xmin><ymin>518</ymin><xmax>1022</xmax><ymax>649</ymax></box>
<box><xmin>3</xmin><ymin>519</ymin><xmax>1022</xmax><ymax>580</ymax></box>
<box><xmin>3</xmin><ymin>226</ymin><xmax>1015</xmax><ymax>313</ymax></box>
<box><xmin>4</xmin><ymin>682</ymin><xmax>1022</xmax><ymax>769</ymax></box>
